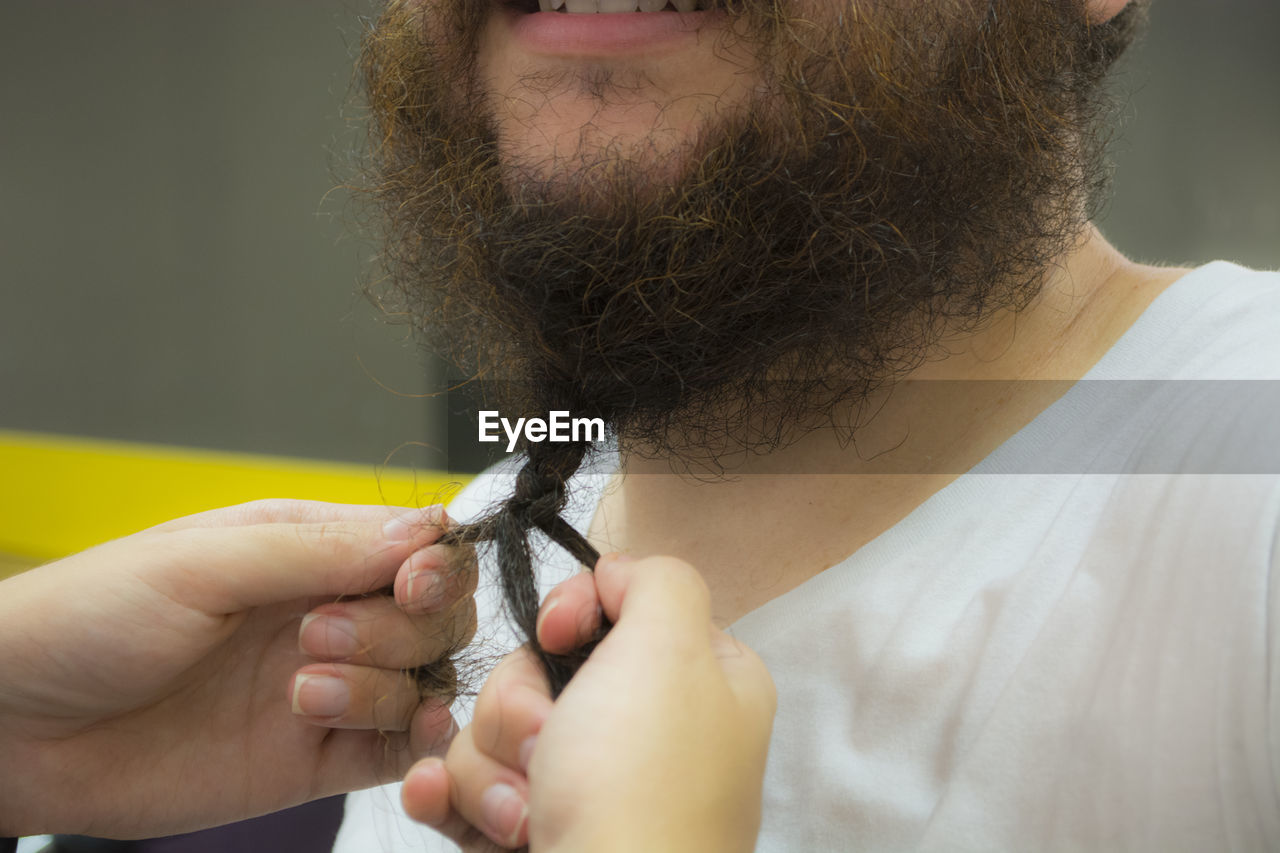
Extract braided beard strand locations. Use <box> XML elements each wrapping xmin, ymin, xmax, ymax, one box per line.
<box><xmin>442</xmin><ymin>441</ymin><xmax>603</xmax><ymax>698</ymax></box>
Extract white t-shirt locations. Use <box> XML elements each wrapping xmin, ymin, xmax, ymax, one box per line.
<box><xmin>337</xmin><ymin>261</ymin><xmax>1280</xmax><ymax>852</ymax></box>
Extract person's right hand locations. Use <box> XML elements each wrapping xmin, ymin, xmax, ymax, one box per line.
<box><xmin>0</xmin><ymin>499</ymin><xmax>475</xmax><ymax>838</ymax></box>
<box><xmin>402</xmin><ymin>553</ymin><xmax>777</xmax><ymax>852</ymax></box>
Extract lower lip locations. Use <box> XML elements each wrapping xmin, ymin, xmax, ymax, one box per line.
<box><xmin>506</xmin><ymin>8</ymin><xmax>722</xmax><ymax>57</ymax></box>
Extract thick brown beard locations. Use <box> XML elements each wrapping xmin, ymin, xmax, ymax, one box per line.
<box><xmin>358</xmin><ymin>0</ymin><xmax>1145</xmax><ymax>698</ymax></box>
<box><xmin>359</xmin><ymin>0</ymin><xmax>1143</xmax><ymax>465</ymax></box>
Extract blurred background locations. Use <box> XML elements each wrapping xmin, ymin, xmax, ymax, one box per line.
<box><xmin>1</xmin><ymin>0</ymin><xmax>1277</xmax><ymax>478</ymax></box>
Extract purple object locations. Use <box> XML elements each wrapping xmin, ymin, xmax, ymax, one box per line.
<box><xmin>141</xmin><ymin>797</ymin><xmax>345</xmax><ymax>853</ymax></box>
<box><xmin>47</xmin><ymin>796</ymin><xmax>346</xmax><ymax>853</ymax></box>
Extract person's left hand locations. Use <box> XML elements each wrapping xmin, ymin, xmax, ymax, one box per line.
<box><xmin>0</xmin><ymin>499</ymin><xmax>475</xmax><ymax>838</ymax></box>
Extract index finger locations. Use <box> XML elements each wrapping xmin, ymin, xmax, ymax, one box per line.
<box><xmin>144</xmin><ymin>498</ymin><xmax>443</xmax><ymax>533</ymax></box>
<box><xmin>144</xmin><ymin>506</ymin><xmax>451</xmax><ymax>613</ymax></box>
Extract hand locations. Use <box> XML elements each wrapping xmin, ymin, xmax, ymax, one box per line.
<box><xmin>402</xmin><ymin>553</ymin><xmax>776</xmax><ymax>852</ymax></box>
<box><xmin>0</xmin><ymin>499</ymin><xmax>476</xmax><ymax>838</ymax></box>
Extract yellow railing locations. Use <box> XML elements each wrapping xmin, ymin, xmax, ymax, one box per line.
<box><xmin>0</xmin><ymin>430</ymin><xmax>470</xmax><ymax>575</ymax></box>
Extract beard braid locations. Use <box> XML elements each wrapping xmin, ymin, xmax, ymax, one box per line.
<box><xmin>358</xmin><ymin>0</ymin><xmax>1147</xmax><ymax>696</ymax></box>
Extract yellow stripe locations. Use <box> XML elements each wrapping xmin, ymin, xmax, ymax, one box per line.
<box><xmin>0</xmin><ymin>430</ymin><xmax>471</xmax><ymax>566</ymax></box>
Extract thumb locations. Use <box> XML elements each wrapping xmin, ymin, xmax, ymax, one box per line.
<box><xmin>591</xmin><ymin>554</ymin><xmax>776</xmax><ymax>717</ymax></box>
<box><xmin>592</xmin><ymin>553</ymin><xmax>713</xmax><ymax>643</ymax></box>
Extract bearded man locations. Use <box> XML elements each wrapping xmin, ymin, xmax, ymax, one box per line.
<box><xmin>337</xmin><ymin>0</ymin><xmax>1280</xmax><ymax>849</ymax></box>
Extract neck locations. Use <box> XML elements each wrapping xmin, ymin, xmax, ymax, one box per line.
<box><xmin>591</xmin><ymin>227</ymin><xmax>1188</xmax><ymax>623</ymax></box>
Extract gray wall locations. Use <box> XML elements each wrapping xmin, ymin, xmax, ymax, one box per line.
<box><xmin>0</xmin><ymin>1</ymin><xmax>445</xmax><ymax>469</ymax></box>
<box><xmin>1101</xmin><ymin>1</ymin><xmax>1280</xmax><ymax>267</ymax></box>
<box><xmin>1</xmin><ymin>2</ymin><xmax>1277</xmax><ymax>472</ymax></box>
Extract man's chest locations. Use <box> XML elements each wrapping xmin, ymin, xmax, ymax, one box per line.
<box><xmin>728</xmin><ymin>474</ymin><xmax>1280</xmax><ymax>850</ymax></box>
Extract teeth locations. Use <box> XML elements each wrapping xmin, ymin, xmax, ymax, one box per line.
<box><xmin>670</xmin><ymin>0</ymin><xmax>695</xmax><ymax>9</ymax></box>
<box><xmin>637</xmin><ymin>0</ymin><xmax>668</xmax><ymax>9</ymax></box>
<box><xmin>563</xmin><ymin>0</ymin><xmax>596</xmax><ymax>10</ymax></box>
<box><xmin>598</xmin><ymin>0</ymin><xmax>637</xmax><ymax>10</ymax></box>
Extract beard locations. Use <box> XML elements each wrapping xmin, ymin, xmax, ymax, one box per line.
<box><xmin>359</xmin><ymin>0</ymin><xmax>1142</xmax><ymax>463</ymax></box>
<box><xmin>359</xmin><ymin>0</ymin><xmax>1145</xmax><ymax>697</ymax></box>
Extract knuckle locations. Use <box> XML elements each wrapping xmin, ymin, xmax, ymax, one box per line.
<box><xmin>240</xmin><ymin>498</ymin><xmax>307</xmax><ymax>523</ymax></box>
<box><xmin>299</xmin><ymin>520</ymin><xmax>362</xmax><ymax>555</ymax></box>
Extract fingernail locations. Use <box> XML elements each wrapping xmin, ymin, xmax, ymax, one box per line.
<box><xmin>518</xmin><ymin>735</ymin><xmax>538</xmax><ymax>774</ymax></box>
<box><xmin>481</xmin><ymin>783</ymin><xmax>528</xmax><ymax>847</ymax></box>
<box><xmin>299</xmin><ymin>614</ymin><xmax>360</xmax><ymax>660</ymax></box>
<box><xmin>292</xmin><ymin>674</ymin><xmax>350</xmax><ymax>718</ymax></box>
<box><xmin>406</xmin><ymin>570</ymin><xmax>448</xmax><ymax>611</ymax></box>
<box><xmin>535</xmin><ymin>596</ymin><xmax>559</xmax><ymax>640</ymax></box>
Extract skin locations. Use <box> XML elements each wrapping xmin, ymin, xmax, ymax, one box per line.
<box><xmin>0</xmin><ymin>500</ymin><xmax>474</xmax><ymax>838</ymax></box>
